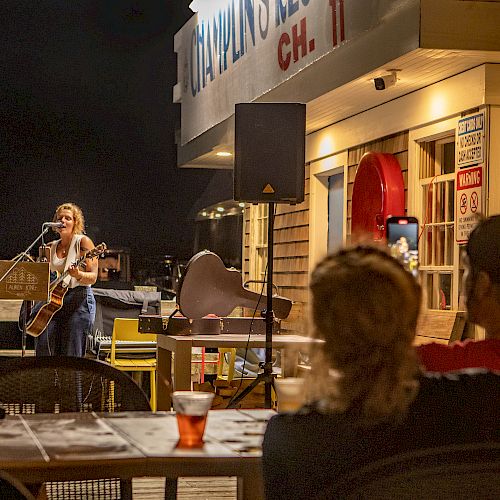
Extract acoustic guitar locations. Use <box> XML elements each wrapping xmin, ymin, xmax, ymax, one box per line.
<box><xmin>177</xmin><ymin>250</ymin><xmax>292</xmax><ymax>320</ymax></box>
<box><xmin>25</xmin><ymin>243</ymin><xmax>107</xmax><ymax>337</ymax></box>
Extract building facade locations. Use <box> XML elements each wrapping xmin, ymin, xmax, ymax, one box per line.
<box><xmin>174</xmin><ymin>0</ymin><xmax>500</xmax><ymax>334</ymax></box>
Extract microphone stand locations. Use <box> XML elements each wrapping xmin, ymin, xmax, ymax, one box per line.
<box><xmin>0</xmin><ymin>225</ymin><xmax>52</xmax><ymax>357</ymax></box>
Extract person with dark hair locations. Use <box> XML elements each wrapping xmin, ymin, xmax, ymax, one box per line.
<box><xmin>417</xmin><ymin>215</ymin><xmax>500</xmax><ymax>372</ymax></box>
<box><xmin>35</xmin><ymin>202</ymin><xmax>98</xmax><ymax>357</ymax></box>
<box><xmin>262</xmin><ymin>246</ymin><xmax>499</xmax><ymax>500</ymax></box>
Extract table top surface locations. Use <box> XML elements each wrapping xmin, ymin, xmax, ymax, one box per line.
<box><xmin>0</xmin><ymin>409</ymin><xmax>274</xmax><ymax>478</ymax></box>
<box><xmin>158</xmin><ymin>333</ymin><xmax>323</xmax><ymax>349</ymax></box>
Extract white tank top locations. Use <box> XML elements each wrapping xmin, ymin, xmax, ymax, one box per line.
<box><xmin>50</xmin><ymin>234</ymin><xmax>87</xmax><ymax>288</ymax></box>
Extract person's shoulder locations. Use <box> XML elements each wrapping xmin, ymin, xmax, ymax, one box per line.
<box><xmin>420</xmin><ymin>368</ymin><xmax>500</xmax><ymax>395</ymax></box>
<box><xmin>79</xmin><ymin>235</ymin><xmax>95</xmax><ymax>250</ymax></box>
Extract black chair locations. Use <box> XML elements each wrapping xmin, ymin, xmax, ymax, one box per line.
<box><xmin>328</xmin><ymin>442</ymin><xmax>500</xmax><ymax>500</ymax></box>
<box><xmin>0</xmin><ymin>470</ymin><xmax>36</xmax><ymax>500</ymax></box>
<box><xmin>0</xmin><ymin>356</ymin><xmax>151</xmax><ymax>499</ymax></box>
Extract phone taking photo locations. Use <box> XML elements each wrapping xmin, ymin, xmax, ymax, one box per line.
<box><xmin>386</xmin><ymin>216</ymin><xmax>419</xmax><ymax>278</ymax></box>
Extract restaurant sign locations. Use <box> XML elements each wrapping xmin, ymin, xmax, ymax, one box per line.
<box><xmin>174</xmin><ymin>0</ymin><xmax>418</xmax><ymax>145</ymax></box>
<box><xmin>455</xmin><ymin>165</ymin><xmax>483</xmax><ymax>244</ymax></box>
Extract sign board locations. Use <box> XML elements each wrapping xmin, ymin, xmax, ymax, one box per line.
<box><xmin>455</xmin><ymin>166</ymin><xmax>483</xmax><ymax>244</ymax></box>
<box><xmin>0</xmin><ymin>262</ymin><xmax>50</xmax><ymax>301</ymax></box>
<box><xmin>456</xmin><ymin>111</ymin><xmax>485</xmax><ymax>167</ymax></box>
<box><xmin>174</xmin><ymin>0</ymin><xmax>420</xmax><ymax>145</ymax></box>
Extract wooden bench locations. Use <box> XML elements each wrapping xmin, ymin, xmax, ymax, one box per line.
<box><xmin>414</xmin><ymin>310</ymin><xmax>467</xmax><ymax>346</ymax></box>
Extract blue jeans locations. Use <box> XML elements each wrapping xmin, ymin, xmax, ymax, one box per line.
<box><xmin>35</xmin><ymin>286</ymin><xmax>96</xmax><ymax>357</ymax></box>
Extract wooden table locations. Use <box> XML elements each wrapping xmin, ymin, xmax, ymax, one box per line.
<box><xmin>0</xmin><ymin>409</ymin><xmax>273</xmax><ymax>500</ymax></box>
<box><xmin>157</xmin><ymin>333</ymin><xmax>320</xmax><ymax>410</ymax></box>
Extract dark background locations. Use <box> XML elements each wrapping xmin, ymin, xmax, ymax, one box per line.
<box><xmin>0</xmin><ymin>1</ymin><xmax>213</xmax><ymax>272</ymax></box>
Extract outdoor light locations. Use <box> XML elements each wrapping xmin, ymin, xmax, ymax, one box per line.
<box><xmin>216</xmin><ymin>151</ymin><xmax>232</xmax><ymax>157</ymax></box>
<box><xmin>238</xmin><ymin>202</ymin><xmax>245</xmax><ymax>207</ymax></box>
<box><xmin>215</xmin><ymin>213</ymin><xmax>222</xmax><ymax>218</ymax></box>
<box><xmin>189</xmin><ymin>1</ymin><xmax>200</xmax><ymax>12</ymax></box>
<box><xmin>216</xmin><ymin>206</ymin><xmax>224</xmax><ymax>212</ymax></box>
<box><xmin>201</xmin><ymin>211</ymin><xmax>207</xmax><ymax>217</ymax></box>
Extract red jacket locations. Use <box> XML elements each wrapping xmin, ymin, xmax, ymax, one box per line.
<box><xmin>417</xmin><ymin>338</ymin><xmax>500</xmax><ymax>372</ymax></box>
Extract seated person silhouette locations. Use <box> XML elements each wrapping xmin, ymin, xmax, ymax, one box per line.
<box><xmin>417</xmin><ymin>215</ymin><xmax>500</xmax><ymax>372</ymax></box>
<box><xmin>262</xmin><ymin>246</ymin><xmax>499</xmax><ymax>500</ymax></box>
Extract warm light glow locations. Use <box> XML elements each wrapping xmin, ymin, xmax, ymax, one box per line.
<box><xmin>216</xmin><ymin>151</ymin><xmax>232</xmax><ymax>157</ymax></box>
<box><xmin>238</xmin><ymin>202</ymin><xmax>245</xmax><ymax>207</ymax></box>
<box><xmin>429</xmin><ymin>93</ymin><xmax>447</xmax><ymax>120</ymax></box>
<box><xmin>215</xmin><ymin>213</ymin><xmax>222</xmax><ymax>218</ymax></box>
<box><xmin>201</xmin><ymin>211</ymin><xmax>207</xmax><ymax>217</ymax></box>
<box><xmin>318</xmin><ymin>134</ymin><xmax>335</xmax><ymax>159</ymax></box>
<box><xmin>216</xmin><ymin>206</ymin><xmax>224</xmax><ymax>212</ymax></box>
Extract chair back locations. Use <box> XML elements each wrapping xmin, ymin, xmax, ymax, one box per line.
<box><xmin>0</xmin><ymin>469</ymin><xmax>36</xmax><ymax>500</ymax></box>
<box><xmin>329</xmin><ymin>442</ymin><xmax>500</xmax><ymax>500</ymax></box>
<box><xmin>110</xmin><ymin>318</ymin><xmax>157</xmax><ymax>364</ymax></box>
<box><xmin>0</xmin><ymin>356</ymin><xmax>150</xmax><ymax>414</ymax></box>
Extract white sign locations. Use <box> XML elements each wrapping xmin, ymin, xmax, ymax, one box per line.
<box><xmin>455</xmin><ymin>165</ymin><xmax>483</xmax><ymax>244</ymax></box>
<box><xmin>456</xmin><ymin>111</ymin><xmax>485</xmax><ymax>167</ymax></box>
<box><xmin>174</xmin><ymin>0</ymin><xmax>419</xmax><ymax>145</ymax></box>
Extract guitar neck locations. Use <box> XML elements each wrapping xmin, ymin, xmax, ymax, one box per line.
<box><xmin>236</xmin><ymin>287</ymin><xmax>291</xmax><ymax>319</ymax></box>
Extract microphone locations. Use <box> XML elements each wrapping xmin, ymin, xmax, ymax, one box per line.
<box><xmin>43</xmin><ymin>222</ymin><xmax>65</xmax><ymax>228</ymax></box>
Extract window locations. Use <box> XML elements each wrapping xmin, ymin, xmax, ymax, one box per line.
<box><xmin>247</xmin><ymin>204</ymin><xmax>269</xmax><ymax>294</ymax></box>
<box><xmin>417</xmin><ymin>136</ymin><xmax>463</xmax><ymax>310</ymax></box>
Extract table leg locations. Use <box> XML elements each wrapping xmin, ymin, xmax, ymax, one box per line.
<box><xmin>238</xmin><ymin>474</ymin><xmax>264</xmax><ymax>500</ymax></box>
<box><xmin>173</xmin><ymin>341</ymin><xmax>192</xmax><ymax>391</ymax></box>
<box><xmin>157</xmin><ymin>345</ymin><xmax>173</xmax><ymax>411</ymax></box>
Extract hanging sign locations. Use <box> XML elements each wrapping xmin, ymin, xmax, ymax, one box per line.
<box><xmin>456</xmin><ymin>111</ymin><xmax>485</xmax><ymax>167</ymax></box>
<box><xmin>455</xmin><ymin>165</ymin><xmax>483</xmax><ymax>244</ymax></box>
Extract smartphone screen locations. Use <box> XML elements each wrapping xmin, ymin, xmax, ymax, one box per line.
<box><xmin>386</xmin><ymin>216</ymin><xmax>419</xmax><ymax>278</ymax></box>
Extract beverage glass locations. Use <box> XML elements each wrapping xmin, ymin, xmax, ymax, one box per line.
<box><xmin>172</xmin><ymin>391</ymin><xmax>214</xmax><ymax>448</ymax></box>
<box><xmin>274</xmin><ymin>378</ymin><xmax>306</xmax><ymax>413</ymax></box>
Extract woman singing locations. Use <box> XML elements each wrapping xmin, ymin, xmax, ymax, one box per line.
<box><xmin>35</xmin><ymin>202</ymin><xmax>97</xmax><ymax>357</ymax></box>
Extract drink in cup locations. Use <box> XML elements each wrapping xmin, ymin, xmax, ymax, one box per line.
<box><xmin>274</xmin><ymin>378</ymin><xmax>306</xmax><ymax>413</ymax></box>
<box><xmin>172</xmin><ymin>391</ymin><xmax>214</xmax><ymax>448</ymax></box>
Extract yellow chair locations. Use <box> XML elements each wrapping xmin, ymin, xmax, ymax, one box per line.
<box><xmin>109</xmin><ymin>318</ymin><xmax>157</xmax><ymax>411</ymax></box>
<box><xmin>217</xmin><ymin>348</ymin><xmax>237</xmax><ymax>382</ymax></box>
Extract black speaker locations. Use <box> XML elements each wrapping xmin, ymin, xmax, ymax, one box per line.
<box><xmin>234</xmin><ymin>103</ymin><xmax>306</xmax><ymax>204</ymax></box>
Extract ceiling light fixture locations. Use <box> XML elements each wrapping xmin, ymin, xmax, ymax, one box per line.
<box><xmin>216</xmin><ymin>151</ymin><xmax>232</xmax><ymax>157</ymax></box>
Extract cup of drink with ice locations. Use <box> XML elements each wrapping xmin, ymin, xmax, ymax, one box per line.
<box><xmin>172</xmin><ymin>391</ymin><xmax>214</xmax><ymax>448</ymax></box>
<box><xmin>274</xmin><ymin>378</ymin><xmax>306</xmax><ymax>413</ymax></box>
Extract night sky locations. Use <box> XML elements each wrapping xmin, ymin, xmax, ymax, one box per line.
<box><xmin>0</xmin><ymin>1</ymin><xmax>214</xmax><ymax>270</ymax></box>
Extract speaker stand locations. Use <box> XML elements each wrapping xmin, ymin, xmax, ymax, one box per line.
<box><xmin>227</xmin><ymin>202</ymin><xmax>275</xmax><ymax>409</ymax></box>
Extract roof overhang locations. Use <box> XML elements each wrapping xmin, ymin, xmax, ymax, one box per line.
<box><xmin>175</xmin><ymin>0</ymin><xmax>500</xmax><ymax>169</ymax></box>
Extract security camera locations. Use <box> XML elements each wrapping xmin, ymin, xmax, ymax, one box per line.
<box><xmin>373</xmin><ymin>71</ymin><xmax>397</xmax><ymax>91</ymax></box>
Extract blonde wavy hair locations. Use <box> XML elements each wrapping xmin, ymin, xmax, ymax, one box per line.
<box><xmin>308</xmin><ymin>246</ymin><xmax>421</xmax><ymax>425</ymax></box>
<box><xmin>53</xmin><ymin>202</ymin><xmax>85</xmax><ymax>235</ymax></box>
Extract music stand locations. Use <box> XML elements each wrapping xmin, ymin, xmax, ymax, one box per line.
<box><xmin>0</xmin><ymin>227</ymin><xmax>52</xmax><ymax>356</ymax></box>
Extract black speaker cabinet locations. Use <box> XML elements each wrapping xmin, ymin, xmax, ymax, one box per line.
<box><xmin>234</xmin><ymin>103</ymin><xmax>306</xmax><ymax>204</ymax></box>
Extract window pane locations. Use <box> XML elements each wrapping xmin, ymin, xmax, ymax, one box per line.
<box><xmin>443</xmin><ymin>142</ymin><xmax>455</xmax><ymax>175</ymax></box>
<box><xmin>435</xmin><ymin>182</ymin><xmax>445</xmax><ymax>223</ymax></box>
<box><xmin>445</xmin><ymin>225</ymin><xmax>454</xmax><ymax>266</ymax></box>
<box><xmin>447</xmin><ymin>180</ymin><xmax>455</xmax><ymax>222</ymax></box>
<box><xmin>434</xmin><ymin>226</ymin><xmax>445</xmax><ymax>266</ymax></box>
<box><xmin>438</xmin><ymin>274</ymin><xmax>452</xmax><ymax>310</ymax></box>
<box><xmin>422</xmin><ymin>226</ymin><xmax>433</xmax><ymax>266</ymax></box>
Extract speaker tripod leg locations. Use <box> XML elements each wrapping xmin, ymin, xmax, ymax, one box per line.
<box><xmin>227</xmin><ymin>372</ymin><xmax>275</xmax><ymax>409</ymax></box>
